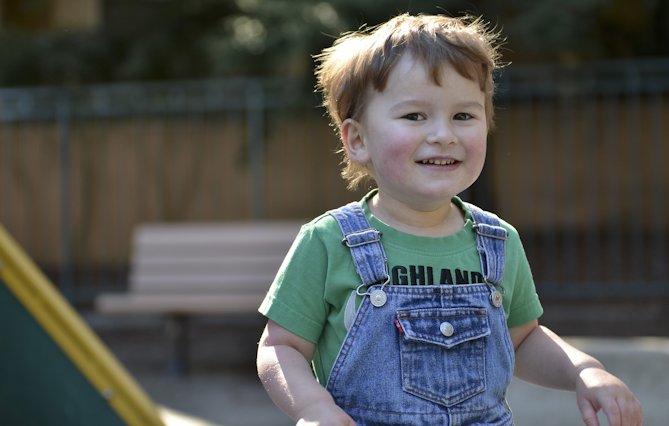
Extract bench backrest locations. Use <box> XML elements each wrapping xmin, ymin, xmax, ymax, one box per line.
<box><xmin>129</xmin><ymin>222</ymin><xmax>303</xmax><ymax>295</ymax></box>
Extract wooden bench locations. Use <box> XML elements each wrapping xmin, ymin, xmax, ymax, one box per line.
<box><xmin>95</xmin><ymin>221</ymin><xmax>302</xmax><ymax>374</ymax></box>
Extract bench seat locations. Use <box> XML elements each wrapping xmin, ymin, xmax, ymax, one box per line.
<box><xmin>95</xmin><ymin>221</ymin><xmax>302</xmax><ymax>374</ymax></box>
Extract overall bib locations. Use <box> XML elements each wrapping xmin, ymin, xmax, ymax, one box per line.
<box><xmin>326</xmin><ymin>202</ymin><xmax>515</xmax><ymax>425</ymax></box>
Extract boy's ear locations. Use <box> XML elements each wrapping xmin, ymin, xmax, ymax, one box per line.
<box><xmin>340</xmin><ymin>118</ymin><xmax>369</xmax><ymax>164</ymax></box>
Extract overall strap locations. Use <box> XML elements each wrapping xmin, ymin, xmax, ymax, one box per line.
<box><xmin>328</xmin><ymin>202</ymin><xmax>389</xmax><ymax>287</ymax></box>
<box><xmin>466</xmin><ymin>203</ymin><xmax>508</xmax><ymax>287</ymax></box>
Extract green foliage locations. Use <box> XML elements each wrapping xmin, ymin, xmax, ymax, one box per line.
<box><xmin>506</xmin><ymin>0</ymin><xmax>609</xmax><ymax>60</ymax></box>
<box><xmin>501</xmin><ymin>0</ymin><xmax>669</xmax><ymax>62</ymax></box>
<box><xmin>0</xmin><ymin>0</ymin><xmax>666</xmax><ymax>87</ymax></box>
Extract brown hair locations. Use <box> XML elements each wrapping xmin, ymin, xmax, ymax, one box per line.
<box><xmin>315</xmin><ymin>13</ymin><xmax>503</xmax><ymax>189</ymax></box>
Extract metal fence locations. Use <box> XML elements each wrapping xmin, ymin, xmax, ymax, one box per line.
<box><xmin>0</xmin><ymin>58</ymin><xmax>667</xmax><ymax>305</ymax></box>
<box><xmin>493</xmin><ymin>58</ymin><xmax>668</xmax><ymax>299</ymax></box>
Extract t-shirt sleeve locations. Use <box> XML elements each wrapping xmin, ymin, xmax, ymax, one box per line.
<box><xmin>504</xmin><ymin>230</ymin><xmax>544</xmax><ymax>328</ymax></box>
<box><xmin>258</xmin><ymin>223</ymin><xmax>329</xmax><ymax>344</ymax></box>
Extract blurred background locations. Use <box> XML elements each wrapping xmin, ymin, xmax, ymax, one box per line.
<box><xmin>0</xmin><ymin>0</ymin><xmax>668</xmax><ymax>425</ymax></box>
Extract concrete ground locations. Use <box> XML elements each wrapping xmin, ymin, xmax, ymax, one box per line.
<box><xmin>89</xmin><ymin>314</ymin><xmax>669</xmax><ymax>426</ymax></box>
<box><xmin>507</xmin><ymin>337</ymin><xmax>669</xmax><ymax>426</ymax></box>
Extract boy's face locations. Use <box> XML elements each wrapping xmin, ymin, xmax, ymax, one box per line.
<box><xmin>342</xmin><ymin>55</ymin><xmax>488</xmax><ymax>211</ymax></box>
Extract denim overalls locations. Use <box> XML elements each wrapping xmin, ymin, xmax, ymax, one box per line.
<box><xmin>326</xmin><ymin>202</ymin><xmax>515</xmax><ymax>425</ymax></box>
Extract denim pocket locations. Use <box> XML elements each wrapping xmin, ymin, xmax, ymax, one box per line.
<box><xmin>396</xmin><ymin>307</ymin><xmax>490</xmax><ymax>407</ymax></box>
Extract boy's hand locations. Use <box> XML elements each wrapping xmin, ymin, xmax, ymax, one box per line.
<box><xmin>576</xmin><ymin>367</ymin><xmax>643</xmax><ymax>426</ymax></box>
<box><xmin>295</xmin><ymin>400</ymin><xmax>356</xmax><ymax>426</ymax></box>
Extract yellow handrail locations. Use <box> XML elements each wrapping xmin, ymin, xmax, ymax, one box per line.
<box><xmin>0</xmin><ymin>224</ymin><xmax>164</xmax><ymax>426</ymax></box>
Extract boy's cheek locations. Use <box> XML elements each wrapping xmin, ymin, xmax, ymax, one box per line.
<box><xmin>374</xmin><ymin>145</ymin><xmax>414</xmax><ymax>173</ymax></box>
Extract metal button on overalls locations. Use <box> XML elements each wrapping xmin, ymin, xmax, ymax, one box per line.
<box><xmin>440</xmin><ymin>321</ymin><xmax>455</xmax><ymax>337</ymax></box>
<box><xmin>491</xmin><ymin>290</ymin><xmax>503</xmax><ymax>308</ymax></box>
<box><xmin>370</xmin><ymin>289</ymin><xmax>387</xmax><ymax>307</ymax></box>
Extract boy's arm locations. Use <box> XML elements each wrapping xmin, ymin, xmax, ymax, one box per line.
<box><xmin>257</xmin><ymin>320</ymin><xmax>355</xmax><ymax>426</ymax></box>
<box><xmin>510</xmin><ymin>321</ymin><xmax>643</xmax><ymax>426</ymax></box>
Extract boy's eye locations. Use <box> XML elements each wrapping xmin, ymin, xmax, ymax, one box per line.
<box><xmin>453</xmin><ymin>112</ymin><xmax>474</xmax><ymax>120</ymax></box>
<box><xmin>402</xmin><ymin>112</ymin><xmax>426</xmax><ymax>121</ymax></box>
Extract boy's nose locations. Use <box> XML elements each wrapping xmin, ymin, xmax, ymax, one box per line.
<box><xmin>426</xmin><ymin>119</ymin><xmax>456</xmax><ymax>145</ymax></box>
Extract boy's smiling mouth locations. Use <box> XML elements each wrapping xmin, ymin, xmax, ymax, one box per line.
<box><xmin>418</xmin><ymin>158</ymin><xmax>459</xmax><ymax>166</ymax></box>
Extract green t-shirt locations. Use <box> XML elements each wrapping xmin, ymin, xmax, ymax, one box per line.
<box><xmin>259</xmin><ymin>191</ymin><xmax>543</xmax><ymax>385</ymax></box>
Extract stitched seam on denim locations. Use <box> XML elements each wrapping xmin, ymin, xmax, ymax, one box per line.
<box><xmin>466</xmin><ymin>203</ymin><xmax>506</xmax><ymax>286</ymax></box>
<box><xmin>328</xmin><ymin>202</ymin><xmax>388</xmax><ymax>286</ymax></box>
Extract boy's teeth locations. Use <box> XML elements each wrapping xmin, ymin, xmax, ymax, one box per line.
<box><xmin>421</xmin><ymin>159</ymin><xmax>455</xmax><ymax>165</ymax></box>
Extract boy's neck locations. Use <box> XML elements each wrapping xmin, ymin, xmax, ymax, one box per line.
<box><xmin>369</xmin><ymin>191</ymin><xmax>465</xmax><ymax>237</ymax></box>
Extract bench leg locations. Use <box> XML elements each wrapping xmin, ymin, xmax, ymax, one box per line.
<box><xmin>165</xmin><ymin>314</ymin><xmax>189</xmax><ymax>376</ymax></box>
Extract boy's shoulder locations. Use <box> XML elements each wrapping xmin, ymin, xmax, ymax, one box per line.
<box><xmin>299</xmin><ymin>209</ymin><xmax>346</xmax><ymax>240</ymax></box>
<box><xmin>455</xmin><ymin>198</ymin><xmax>522</xmax><ymax>241</ymax></box>
<box><xmin>303</xmin><ymin>197</ymin><xmax>370</xmax><ymax>234</ymax></box>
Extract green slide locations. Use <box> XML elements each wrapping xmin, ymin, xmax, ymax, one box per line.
<box><xmin>0</xmin><ymin>224</ymin><xmax>164</xmax><ymax>426</ymax></box>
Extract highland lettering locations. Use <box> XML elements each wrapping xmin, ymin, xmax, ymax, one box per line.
<box><xmin>391</xmin><ymin>265</ymin><xmax>484</xmax><ymax>286</ymax></box>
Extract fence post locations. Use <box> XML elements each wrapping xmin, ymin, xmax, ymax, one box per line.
<box><xmin>246</xmin><ymin>80</ymin><xmax>265</xmax><ymax>219</ymax></box>
<box><xmin>57</xmin><ymin>91</ymin><xmax>74</xmax><ymax>302</ymax></box>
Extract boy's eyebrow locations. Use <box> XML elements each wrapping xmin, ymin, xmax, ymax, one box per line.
<box><xmin>389</xmin><ymin>99</ymin><xmax>429</xmax><ymax>112</ymax></box>
<box><xmin>453</xmin><ymin>101</ymin><xmax>485</xmax><ymax>110</ymax></box>
<box><xmin>390</xmin><ymin>99</ymin><xmax>485</xmax><ymax>111</ymax></box>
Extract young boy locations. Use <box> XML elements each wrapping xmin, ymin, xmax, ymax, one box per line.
<box><xmin>256</xmin><ymin>13</ymin><xmax>642</xmax><ymax>426</ymax></box>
